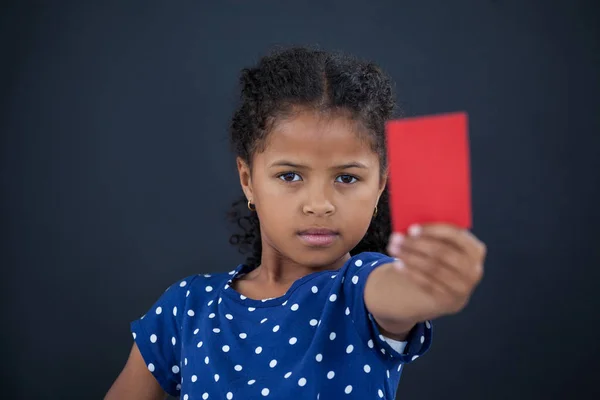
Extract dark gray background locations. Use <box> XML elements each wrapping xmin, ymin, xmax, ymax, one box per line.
<box><xmin>2</xmin><ymin>1</ymin><xmax>599</xmax><ymax>399</ymax></box>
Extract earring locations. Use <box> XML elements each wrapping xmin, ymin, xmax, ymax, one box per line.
<box><xmin>247</xmin><ymin>200</ymin><xmax>256</xmax><ymax>212</ymax></box>
<box><xmin>373</xmin><ymin>206</ymin><xmax>378</xmax><ymax>217</ymax></box>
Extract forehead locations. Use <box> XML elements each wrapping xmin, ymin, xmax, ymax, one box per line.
<box><xmin>259</xmin><ymin>112</ymin><xmax>377</xmax><ymax>165</ymax></box>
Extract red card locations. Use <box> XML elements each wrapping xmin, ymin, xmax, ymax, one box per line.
<box><xmin>385</xmin><ymin>112</ymin><xmax>472</xmax><ymax>234</ymax></box>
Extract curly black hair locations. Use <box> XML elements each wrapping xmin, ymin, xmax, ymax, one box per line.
<box><xmin>227</xmin><ymin>46</ymin><xmax>398</xmax><ymax>268</ymax></box>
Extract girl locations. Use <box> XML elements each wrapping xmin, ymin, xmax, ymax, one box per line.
<box><xmin>106</xmin><ymin>47</ymin><xmax>486</xmax><ymax>400</ymax></box>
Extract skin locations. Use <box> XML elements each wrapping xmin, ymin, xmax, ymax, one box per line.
<box><xmin>105</xmin><ymin>109</ymin><xmax>487</xmax><ymax>399</ymax></box>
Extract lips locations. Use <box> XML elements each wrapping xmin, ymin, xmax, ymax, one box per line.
<box><xmin>298</xmin><ymin>228</ymin><xmax>339</xmax><ymax>235</ymax></box>
<box><xmin>297</xmin><ymin>228</ymin><xmax>339</xmax><ymax>247</ymax></box>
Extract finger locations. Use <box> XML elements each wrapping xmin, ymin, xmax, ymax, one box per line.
<box><xmin>392</xmin><ymin>257</ymin><xmax>445</xmax><ymax>297</ymax></box>
<box><xmin>400</xmin><ymin>236</ymin><xmax>471</xmax><ymax>279</ymax></box>
<box><xmin>386</xmin><ymin>232</ymin><xmax>404</xmax><ymax>257</ymax></box>
<box><xmin>408</xmin><ymin>224</ymin><xmax>486</xmax><ymax>261</ymax></box>
<box><xmin>397</xmin><ymin>247</ymin><xmax>469</xmax><ymax>297</ymax></box>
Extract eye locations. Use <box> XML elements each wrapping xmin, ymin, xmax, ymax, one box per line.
<box><xmin>335</xmin><ymin>174</ymin><xmax>358</xmax><ymax>184</ymax></box>
<box><xmin>278</xmin><ymin>172</ymin><xmax>302</xmax><ymax>182</ymax></box>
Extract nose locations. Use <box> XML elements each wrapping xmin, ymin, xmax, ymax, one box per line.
<box><xmin>302</xmin><ymin>185</ymin><xmax>335</xmax><ymax>217</ymax></box>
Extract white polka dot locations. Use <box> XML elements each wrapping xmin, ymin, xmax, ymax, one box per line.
<box><xmin>148</xmin><ymin>363</ymin><xmax>155</xmax><ymax>372</ymax></box>
<box><xmin>191</xmin><ymin>375</ymin><xmax>197</xmax><ymax>382</ymax></box>
<box><xmin>364</xmin><ymin>364</ymin><xmax>371</xmax><ymax>373</ymax></box>
<box><xmin>226</xmin><ymin>314</ymin><xmax>233</xmax><ymax>320</ymax></box>
<box><xmin>132</xmin><ymin>332</ymin><xmax>136</xmax><ymax>339</ymax></box>
<box><xmin>291</xmin><ymin>303</ymin><xmax>299</xmax><ymax>311</ymax></box>
<box><xmin>329</xmin><ymin>294</ymin><xmax>337</xmax><ymax>302</ymax></box>
<box><xmin>205</xmin><ymin>286</ymin><xmax>213</xmax><ymax>292</ymax></box>
<box><xmin>310</xmin><ymin>319</ymin><xmax>318</xmax><ymax>326</ymax></box>
<box><xmin>202</xmin><ymin>393</ymin><xmax>208</xmax><ymax>400</ymax></box>
<box><xmin>331</xmin><ymin>274</ymin><xmax>337</xmax><ymax>279</ymax></box>
<box><xmin>378</xmin><ymin>389</ymin><xmax>384</xmax><ymax>397</ymax></box>
<box><xmin>329</xmin><ymin>332</ymin><xmax>336</xmax><ymax>340</ymax></box>
<box><xmin>197</xmin><ymin>341</ymin><xmax>203</xmax><ymax>348</ymax></box>
<box><xmin>412</xmin><ymin>355</ymin><xmax>419</xmax><ymax>361</ymax></box>
<box><xmin>355</xmin><ymin>259</ymin><xmax>363</xmax><ymax>267</ymax></box>
<box><xmin>184</xmin><ymin>358</ymin><xmax>188</xmax><ymax>365</ymax></box>
<box><xmin>223</xmin><ymin>345</ymin><xmax>230</xmax><ymax>352</ymax></box>
<box><xmin>397</xmin><ymin>364</ymin><xmax>402</xmax><ymax>371</ymax></box>
<box><xmin>248</xmin><ymin>307</ymin><xmax>255</xmax><ymax>312</ymax></box>
<box><xmin>240</xmin><ymin>295</ymin><xmax>246</xmax><ymax>300</ymax></box>
<box><xmin>239</xmin><ymin>332</ymin><xmax>247</xmax><ymax>339</ymax></box>
<box><xmin>234</xmin><ymin>364</ymin><xmax>243</xmax><ymax>371</ymax></box>
<box><xmin>255</xmin><ymin>346</ymin><xmax>263</xmax><ymax>354</ymax></box>
<box><xmin>205</xmin><ymin>356</ymin><xmax>209</xmax><ymax>364</ymax></box>
<box><xmin>346</xmin><ymin>344</ymin><xmax>354</xmax><ymax>353</ymax></box>
<box><xmin>284</xmin><ymin>371</ymin><xmax>292</xmax><ymax>378</ymax></box>
<box><xmin>213</xmin><ymin>328</ymin><xmax>220</xmax><ymax>333</ymax></box>
<box><xmin>150</xmin><ymin>334</ymin><xmax>157</xmax><ymax>343</ymax></box>
<box><xmin>352</xmin><ymin>276</ymin><xmax>359</xmax><ymax>284</ymax></box>
<box><xmin>298</xmin><ymin>378</ymin><xmax>307</xmax><ymax>386</ymax></box>
<box><xmin>208</xmin><ymin>300</ymin><xmax>214</xmax><ymax>306</ymax></box>
<box><xmin>386</xmin><ymin>370</ymin><xmax>390</xmax><ymax>378</ymax></box>
<box><xmin>171</xmin><ymin>337</ymin><xmax>176</xmax><ymax>346</ymax></box>
<box><xmin>186</xmin><ymin>290</ymin><xmax>190</xmax><ymax>297</ymax></box>
<box><xmin>214</xmin><ymin>374</ymin><xmax>220</xmax><ymax>382</ymax></box>
<box><xmin>248</xmin><ymin>379</ymin><xmax>256</xmax><ymax>385</ymax></box>
<box><xmin>176</xmin><ymin>384</ymin><xmax>181</xmax><ymax>391</ymax></box>
<box><xmin>269</xmin><ymin>359</ymin><xmax>277</xmax><ymax>368</ymax></box>
<box><xmin>327</xmin><ymin>371</ymin><xmax>335</xmax><ymax>379</ymax></box>
<box><xmin>261</xmin><ymin>388</ymin><xmax>270</xmax><ymax>396</ymax></box>
<box><xmin>155</xmin><ymin>306</ymin><xmax>162</xmax><ymax>314</ymax></box>
<box><xmin>180</xmin><ymin>281</ymin><xmax>187</xmax><ymax>287</ymax></box>
<box><xmin>273</xmin><ymin>325</ymin><xmax>280</xmax><ymax>332</ymax></box>
<box><xmin>318</xmin><ymin>320</ymin><xmax>321</xmax><ymax>326</ymax></box>
<box><xmin>218</xmin><ymin>297</ymin><xmax>222</xmax><ymax>304</ymax></box>
<box><xmin>372</xmin><ymin>261</ymin><xmax>378</xmax><ymax>266</ymax></box>
<box><xmin>184</xmin><ymin>395</ymin><xmax>189</xmax><ymax>400</ymax></box>
<box><xmin>315</xmin><ymin>354</ymin><xmax>323</xmax><ymax>362</ymax></box>
<box><xmin>345</xmin><ymin>385</ymin><xmax>353</xmax><ymax>394</ymax></box>
<box><xmin>172</xmin><ymin>365</ymin><xmax>180</xmax><ymax>374</ymax></box>
<box><xmin>368</xmin><ymin>339</ymin><xmax>374</xmax><ymax>348</ymax></box>
<box><xmin>261</xmin><ymin>318</ymin><xmax>268</xmax><ymax>324</ymax></box>
<box><xmin>345</xmin><ymin>307</ymin><xmax>350</xmax><ymax>315</ymax></box>
<box><xmin>379</xmin><ymin>334</ymin><xmax>385</xmax><ymax>341</ymax></box>
<box><xmin>209</xmin><ymin>313</ymin><xmax>215</xmax><ymax>318</ymax></box>
<box><xmin>311</xmin><ymin>286</ymin><xmax>318</xmax><ymax>293</ymax></box>
<box><xmin>282</xmin><ymin>300</ymin><xmax>288</xmax><ymax>306</ymax></box>
<box><xmin>227</xmin><ymin>393</ymin><xmax>233</xmax><ymax>400</ymax></box>
<box><xmin>381</xmin><ymin>348</ymin><xmax>386</xmax><ymax>355</ymax></box>
<box><xmin>187</xmin><ymin>310</ymin><xmax>195</xmax><ymax>317</ymax></box>
<box><xmin>289</xmin><ymin>337</ymin><xmax>297</xmax><ymax>345</ymax></box>
<box><xmin>194</xmin><ymin>328</ymin><xmax>199</xmax><ymax>334</ymax></box>
<box><xmin>420</xmin><ymin>335</ymin><xmax>425</xmax><ymax>344</ymax></box>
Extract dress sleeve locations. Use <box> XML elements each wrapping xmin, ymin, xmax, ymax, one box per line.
<box><xmin>130</xmin><ymin>275</ymin><xmax>197</xmax><ymax>397</ymax></box>
<box><xmin>342</xmin><ymin>252</ymin><xmax>433</xmax><ymax>364</ymax></box>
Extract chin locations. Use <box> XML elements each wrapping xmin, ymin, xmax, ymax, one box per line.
<box><xmin>292</xmin><ymin>248</ymin><xmax>349</xmax><ymax>269</ymax></box>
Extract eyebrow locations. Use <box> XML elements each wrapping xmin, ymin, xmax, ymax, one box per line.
<box><xmin>269</xmin><ymin>161</ymin><xmax>369</xmax><ymax>170</ymax></box>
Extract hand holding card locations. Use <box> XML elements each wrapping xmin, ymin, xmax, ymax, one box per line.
<box><xmin>385</xmin><ymin>112</ymin><xmax>472</xmax><ymax>234</ymax></box>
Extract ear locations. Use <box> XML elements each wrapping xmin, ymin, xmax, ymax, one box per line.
<box><xmin>376</xmin><ymin>169</ymin><xmax>388</xmax><ymax>204</ymax></box>
<box><xmin>236</xmin><ymin>157</ymin><xmax>254</xmax><ymax>201</ymax></box>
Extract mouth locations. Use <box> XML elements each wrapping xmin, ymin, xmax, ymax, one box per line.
<box><xmin>297</xmin><ymin>228</ymin><xmax>339</xmax><ymax>247</ymax></box>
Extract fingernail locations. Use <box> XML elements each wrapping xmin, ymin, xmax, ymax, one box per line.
<box><xmin>408</xmin><ymin>224</ymin><xmax>422</xmax><ymax>237</ymax></box>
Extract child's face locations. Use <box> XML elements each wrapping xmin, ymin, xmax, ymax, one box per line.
<box><xmin>238</xmin><ymin>111</ymin><xmax>386</xmax><ymax>269</ymax></box>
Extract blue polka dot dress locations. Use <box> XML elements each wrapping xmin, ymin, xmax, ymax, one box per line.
<box><xmin>131</xmin><ymin>252</ymin><xmax>432</xmax><ymax>399</ymax></box>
